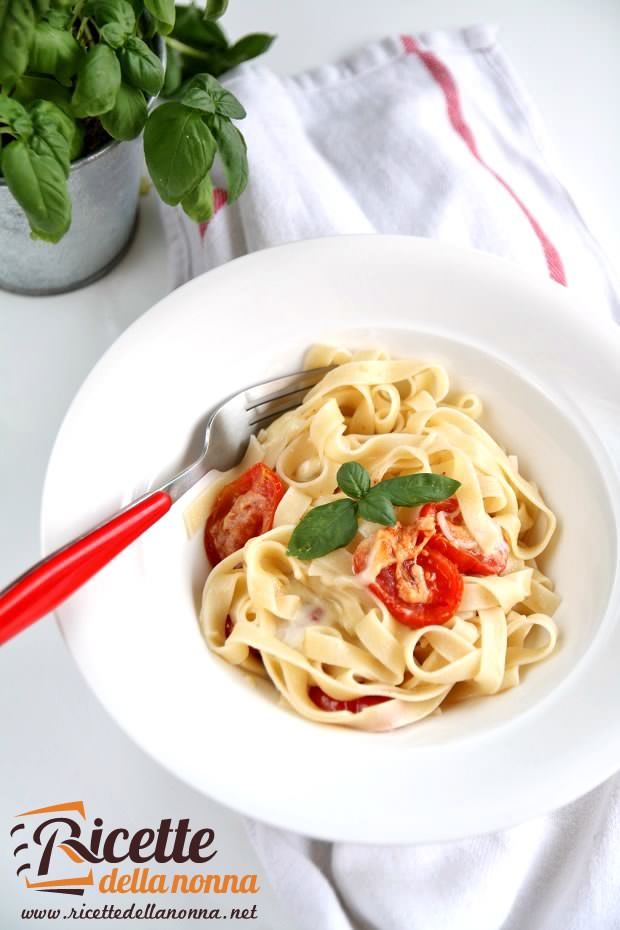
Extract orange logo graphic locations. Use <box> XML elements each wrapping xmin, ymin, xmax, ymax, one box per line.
<box><xmin>12</xmin><ymin>802</ymin><xmax>94</xmax><ymax>896</ymax></box>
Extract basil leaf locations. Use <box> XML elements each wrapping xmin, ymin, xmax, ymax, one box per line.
<box><xmin>204</xmin><ymin>0</ymin><xmax>228</xmax><ymax>20</ymax></box>
<box><xmin>177</xmin><ymin>47</ymin><xmax>237</xmax><ymax>80</ymax></box>
<box><xmin>1</xmin><ymin>139</ymin><xmax>71</xmax><ymax>242</ymax></box>
<box><xmin>13</xmin><ymin>75</ymin><xmax>72</xmax><ymax>116</ymax></box>
<box><xmin>100</xmin><ymin>82</ymin><xmax>147</xmax><ymax>140</ymax></box>
<box><xmin>212</xmin><ymin>84</ymin><xmax>245</xmax><ymax>120</ymax></box>
<box><xmin>0</xmin><ymin>95</ymin><xmax>32</xmax><ymax>138</ymax></box>
<box><xmin>100</xmin><ymin>22</ymin><xmax>129</xmax><ymax>48</ymax></box>
<box><xmin>210</xmin><ymin>116</ymin><xmax>247</xmax><ymax>202</ymax></box>
<box><xmin>83</xmin><ymin>0</ymin><xmax>135</xmax><ymax>31</ymax></box>
<box><xmin>178</xmin><ymin>74</ymin><xmax>246</xmax><ymax>119</ymax></box>
<box><xmin>29</xmin><ymin>22</ymin><xmax>82</xmax><ymax>86</ymax></box>
<box><xmin>125</xmin><ymin>0</ymin><xmax>144</xmax><ymax>16</ymax></box>
<box><xmin>46</xmin><ymin>8</ymin><xmax>72</xmax><ymax>28</ymax></box>
<box><xmin>287</xmin><ymin>499</ymin><xmax>358</xmax><ymax>561</ymax></box>
<box><xmin>32</xmin><ymin>0</ymin><xmax>50</xmax><ymax>16</ymax></box>
<box><xmin>72</xmin><ymin>44</ymin><xmax>121</xmax><ymax>117</ymax></box>
<box><xmin>358</xmin><ymin>492</ymin><xmax>396</xmax><ymax>527</ymax></box>
<box><xmin>176</xmin><ymin>78</ymin><xmax>220</xmax><ymax>114</ymax></box>
<box><xmin>118</xmin><ymin>36</ymin><xmax>164</xmax><ymax>97</ymax></box>
<box><xmin>162</xmin><ymin>45</ymin><xmax>244</xmax><ymax>81</ymax></box>
<box><xmin>229</xmin><ymin>33</ymin><xmax>275</xmax><ymax>63</ymax></box>
<box><xmin>375</xmin><ymin>473</ymin><xmax>461</xmax><ymax>507</ymax></box>
<box><xmin>336</xmin><ymin>462</ymin><xmax>371</xmax><ymax>500</ymax></box>
<box><xmin>0</xmin><ymin>95</ymin><xmax>28</xmax><ymax>122</ymax></box>
<box><xmin>14</xmin><ymin>79</ymin><xmax>81</xmax><ymax>158</ymax></box>
<box><xmin>152</xmin><ymin>15</ymin><xmax>172</xmax><ymax>36</ymax></box>
<box><xmin>144</xmin><ymin>0</ymin><xmax>173</xmax><ymax>30</ymax></box>
<box><xmin>143</xmin><ymin>101</ymin><xmax>216</xmax><ymax>204</ymax></box>
<box><xmin>0</xmin><ymin>0</ymin><xmax>36</xmax><ymax>87</ymax></box>
<box><xmin>84</xmin><ymin>0</ymin><xmax>135</xmax><ymax>48</ymax></box>
<box><xmin>195</xmin><ymin>36</ymin><xmax>275</xmax><ymax>77</ymax></box>
<box><xmin>29</xmin><ymin>99</ymin><xmax>75</xmax><ymax>175</ymax></box>
<box><xmin>161</xmin><ymin>45</ymin><xmax>182</xmax><ymax>97</ymax></box>
<box><xmin>69</xmin><ymin>120</ymin><xmax>85</xmax><ymax>159</ymax></box>
<box><xmin>181</xmin><ymin>172</ymin><xmax>214</xmax><ymax>222</ymax></box>
<box><xmin>171</xmin><ymin>6</ymin><xmax>227</xmax><ymax>50</ymax></box>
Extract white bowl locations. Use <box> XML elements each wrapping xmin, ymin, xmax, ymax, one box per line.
<box><xmin>42</xmin><ymin>236</ymin><xmax>620</xmax><ymax>843</ymax></box>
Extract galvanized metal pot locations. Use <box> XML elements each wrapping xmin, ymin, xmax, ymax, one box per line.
<box><xmin>0</xmin><ymin>137</ymin><xmax>143</xmax><ymax>295</ymax></box>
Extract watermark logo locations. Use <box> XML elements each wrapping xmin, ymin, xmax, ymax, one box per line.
<box><xmin>11</xmin><ymin>801</ymin><xmax>259</xmax><ymax>899</ymax></box>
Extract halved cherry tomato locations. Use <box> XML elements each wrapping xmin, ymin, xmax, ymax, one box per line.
<box><xmin>309</xmin><ymin>686</ymin><xmax>389</xmax><ymax>714</ymax></box>
<box><xmin>421</xmin><ymin>499</ymin><xmax>508</xmax><ymax>576</ymax></box>
<box><xmin>205</xmin><ymin>463</ymin><xmax>286</xmax><ymax>565</ymax></box>
<box><xmin>372</xmin><ymin>549</ymin><xmax>463</xmax><ymax>627</ymax></box>
<box><xmin>353</xmin><ymin>526</ymin><xmax>463</xmax><ymax>628</ymax></box>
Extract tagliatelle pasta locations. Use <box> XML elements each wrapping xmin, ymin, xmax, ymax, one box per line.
<box><xmin>188</xmin><ymin>347</ymin><xmax>560</xmax><ymax>731</ymax></box>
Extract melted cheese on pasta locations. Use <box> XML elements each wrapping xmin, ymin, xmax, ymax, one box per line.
<box><xmin>190</xmin><ymin>347</ymin><xmax>559</xmax><ymax>732</ymax></box>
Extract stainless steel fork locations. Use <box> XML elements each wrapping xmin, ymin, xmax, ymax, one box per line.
<box><xmin>0</xmin><ymin>366</ymin><xmax>330</xmax><ymax>645</ymax></box>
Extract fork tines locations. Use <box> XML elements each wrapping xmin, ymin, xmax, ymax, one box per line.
<box><xmin>246</xmin><ymin>366</ymin><xmax>331</xmax><ymax>429</ymax></box>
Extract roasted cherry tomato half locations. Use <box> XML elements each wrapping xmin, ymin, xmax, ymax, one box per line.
<box><xmin>353</xmin><ymin>525</ymin><xmax>463</xmax><ymax>628</ymax></box>
<box><xmin>309</xmin><ymin>686</ymin><xmax>389</xmax><ymax>714</ymax></box>
<box><xmin>204</xmin><ymin>463</ymin><xmax>286</xmax><ymax>565</ymax></box>
<box><xmin>421</xmin><ymin>499</ymin><xmax>508</xmax><ymax>576</ymax></box>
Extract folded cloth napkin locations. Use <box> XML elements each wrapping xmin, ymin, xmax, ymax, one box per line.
<box><xmin>162</xmin><ymin>25</ymin><xmax>618</xmax><ymax>320</ymax></box>
<box><xmin>161</xmin><ymin>25</ymin><xmax>620</xmax><ymax>930</ymax></box>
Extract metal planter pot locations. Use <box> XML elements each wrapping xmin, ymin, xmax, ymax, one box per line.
<box><xmin>0</xmin><ymin>136</ymin><xmax>143</xmax><ymax>296</ymax></box>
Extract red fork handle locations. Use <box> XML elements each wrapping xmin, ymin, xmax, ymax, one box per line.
<box><xmin>0</xmin><ymin>491</ymin><xmax>172</xmax><ymax>645</ymax></box>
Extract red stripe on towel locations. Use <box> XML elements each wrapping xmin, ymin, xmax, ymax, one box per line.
<box><xmin>198</xmin><ymin>188</ymin><xmax>229</xmax><ymax>240</ymax></box>
<box><xmin>401</xmin><ymin>34</ymin><xmax>566</xmax><ymax>285</ymax></box>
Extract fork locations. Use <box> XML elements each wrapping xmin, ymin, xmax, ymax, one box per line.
<box><xmin>0</xmin><ymin>366</ymin><xmax>329</xmax><ymax>646</ymax></box>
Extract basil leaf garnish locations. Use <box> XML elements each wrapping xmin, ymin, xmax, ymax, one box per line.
<box><xmin>358</xmin><ymin>492</ymin><xmax>396</xmax><ymax>527</ymax></box>
<box><xmin>287</xmin><ymin>499</ymin><xmax>358</xmax><ymax>561</ymax></box>
<box><xmin>287</xmin><ymin>463</ymin><xmax>461</xmax><ymax>561</ymax></box>
<box><xmin>376</xmin><ymin>473</ymin><xmax>461</xmax><ymax>507</ymax></box>
<box><xmin>336</xmin><ymin>462</ymin><xmax>371</xmax><ymax>500</ymax></box>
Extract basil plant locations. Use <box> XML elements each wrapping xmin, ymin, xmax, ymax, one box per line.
<box><xmin>0</xmin><ymin>0</ymin><xmax>274</xmax><ymax>242</ymax></box>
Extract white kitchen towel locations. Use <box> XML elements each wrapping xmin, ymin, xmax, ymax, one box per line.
<box><xmin>161</xmin><ymin>26</ymin><xmax>618</xmax><ymax>321</ymax></box>
<box><xmin>160</xmin><ymin>25</ymin><xmax>620</xmax><ymax>930</ymax></box>
<box><xmin>246</xmin><ymin>775</ymin><xmax>620</xmax><ymax>930</ymax></box>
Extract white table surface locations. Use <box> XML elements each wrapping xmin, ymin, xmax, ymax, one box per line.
<box><xmin>1</xmin><ymin>2</ymin><xmax>619</xmax><ymax>928</ymax></box>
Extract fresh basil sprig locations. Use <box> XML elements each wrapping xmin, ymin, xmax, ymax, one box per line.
<box><xmin>0</xmin><ymin>1</ymin><xmax>273</xmax><ymax>242</ymax></box>
<box><xmin>287</xmin><ymin>463</ymin><xmax>460</xmax><ymax>561</ymax></box>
